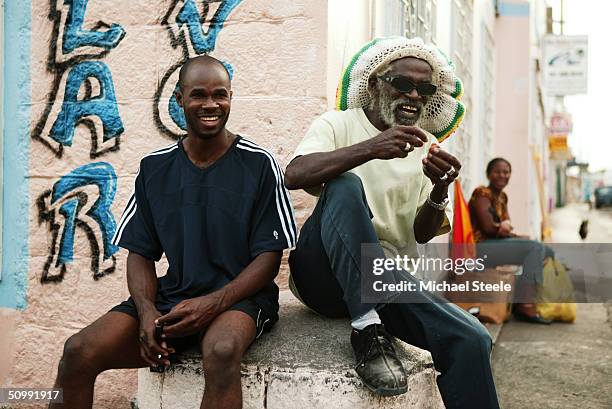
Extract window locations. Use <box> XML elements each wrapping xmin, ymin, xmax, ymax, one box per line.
<box><xmin>448</xmin><ymin>0</ymin><xmax>474</xmax><ymax>190</ymax></box>
<box><xmin>402</xmin><ymin>0</ymin><xmax>437</xmax><ymax>43</ymax></box>
<box><xmin>373</xmin><ymin>0</ymin><xmax>437</xmax><ymax>43</ymax></box>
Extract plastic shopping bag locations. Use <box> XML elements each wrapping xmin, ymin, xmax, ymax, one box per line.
<box><xmin>536</xmin><ymin>258</ymin><xmax>577</xmax><ymax>323</ymax></box>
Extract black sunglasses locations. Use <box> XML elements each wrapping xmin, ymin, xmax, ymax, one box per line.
<box><xmin>378</xmin><ymin>75</ymin><xmax>437</xmax><ymax>96</ymax></box>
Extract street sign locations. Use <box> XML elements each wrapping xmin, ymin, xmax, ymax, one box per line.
<box><xmin>548</xmin><ymin>112</ymin><xmax>572</xmax><ymax>160</ymax></box>
<box><xmin>542</xmin><ymin>35</ymin><xmax>588</xmax><ymax>96</ymax></box>
<box><xmin>549</xmin><ymin>134</ymin><xmax>572</xmax><ymax>160</ymax></box>
<box><xmin>549</xmin><ymin>112</ymin><xmax>573</xmax><ymax>134</ymax></box>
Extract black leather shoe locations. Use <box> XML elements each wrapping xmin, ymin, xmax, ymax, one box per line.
<box><xmin>351</xmin><ymin>324</ymin><xmax>408</xmax><ymax>396</ymax></box>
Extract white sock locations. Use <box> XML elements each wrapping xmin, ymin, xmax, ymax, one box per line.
<box><xmin>351</xmin><ymin>308</ymin><xmax>381</xmax><ymax>330</ymax></box>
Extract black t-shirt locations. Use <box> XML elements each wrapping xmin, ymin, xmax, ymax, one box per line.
<box><xmin>111</xmin><ymin>136</ymin><xmax>297</xmax><ymax>321</ymax></box>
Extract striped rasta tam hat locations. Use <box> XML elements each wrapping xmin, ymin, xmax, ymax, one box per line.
<box><xmin>335</xmin><ymin>36</ymin><xmax>465</xmax><ymax>142</ymax></box>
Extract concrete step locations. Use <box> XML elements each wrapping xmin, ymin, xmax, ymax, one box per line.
<box><xmin>137</xmin><ymin>291</ymin><xmax>444</xmax><ymax>409</ymax></box>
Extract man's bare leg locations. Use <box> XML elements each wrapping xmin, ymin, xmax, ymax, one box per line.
<box><xmin>200</xmin><ymin>310</ymin><xmax>256</xmax><ymax>409</ymax></box>
<box><xmin>50</xmin><ymin>311</ymin><xmax>147</xmax><ymax>409</ymax></box>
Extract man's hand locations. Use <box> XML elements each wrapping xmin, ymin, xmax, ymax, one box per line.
<box><xmin>422</xmin><ymin>144</ymin><xmax>462</xmax><ymax>186</ymax></box>
<box><xmin>285</xmin><ymin>126</ymin><xmax>429</xmax><ymax>190</ymax></box>
<box><xmin>138</xmin><ymin>306</ymin><xmax>173</xmax><ymax>367</ymax></box>
<box><xmin>364</xmin><ymin>125</ymin><xmax>429</xmax><ymax>160</ymax></box>
<box><xmin>155</xmin><ymin>293</ymin><xmax>224</xmax><ymax>338</ymax></box>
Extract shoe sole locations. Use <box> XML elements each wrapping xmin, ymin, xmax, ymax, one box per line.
<box><xmin>361</xmin><ymin>380</ymin><xmax>408</xmax><ymax>397</ymax></box>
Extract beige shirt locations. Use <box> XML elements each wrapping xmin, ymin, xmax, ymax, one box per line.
<box><xmin>291</xmin><ymin>108</ymin><xmax>452</xmax><ymax>259</ymax></box>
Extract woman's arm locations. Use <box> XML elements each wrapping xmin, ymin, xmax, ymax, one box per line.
<box><xmin>472</xmin><ymin>196</ymin><xmax>511</xmax><ymax>238</ymax></box>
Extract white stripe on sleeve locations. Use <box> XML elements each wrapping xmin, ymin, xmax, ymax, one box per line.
<box><xmin>236</xmin><ymin>142</ymin><xmax>297</xmax><ymax>247</ymax></box>
<box><xmin>112</xmin><ymin>143</ymin><xmax>178</xmax><ymax>246</ymax></box>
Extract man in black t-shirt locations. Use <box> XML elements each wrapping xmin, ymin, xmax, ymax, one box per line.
<box><xmin>51</xmin><ymin>55</ymin><xmax>296</xmax><ymax>409</ymax></box>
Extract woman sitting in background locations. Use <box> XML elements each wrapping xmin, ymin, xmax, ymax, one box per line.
<box><xmin>469</xmin><ymin>157</ymin><xmax>553</xmax><ymax>324</ymax></box>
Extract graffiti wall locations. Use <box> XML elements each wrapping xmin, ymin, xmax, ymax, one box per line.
<box><xmin>1</xmin><ymin>0</ymin><xmax>325</xmax><ymax>406</ymax></box>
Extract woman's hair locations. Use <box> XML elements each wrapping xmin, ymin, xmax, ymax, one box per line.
<box><xmin>486</xmin><ymin>157</ymin><xmax>512</xmax><ymax>176</ymax></box>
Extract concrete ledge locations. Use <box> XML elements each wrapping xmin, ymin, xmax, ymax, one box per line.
<box><xmin>137</xmin><ymin>291</ymin><xmax>444</xmax><ymax>409</ymax></box>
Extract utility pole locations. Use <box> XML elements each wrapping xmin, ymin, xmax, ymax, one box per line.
<box><xmin>555</xmin><ymin>0</ymin><xmax>568</xmax><ymax>208</ymax></box>
<box><xmin>547</xmin><ymin>0</ymin><xmax>566</xmax><ymax>35</ymax></box>
<box><xmin>560</xmin><ymin>0</ymin><xmax>565</xmax><ymax>34</ymax></box>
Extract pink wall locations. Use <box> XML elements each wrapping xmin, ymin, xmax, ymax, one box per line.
<box><xmin>494</xmin><ymin>3</ymin><xmax>531</xmax><ymax>233</ymax></box>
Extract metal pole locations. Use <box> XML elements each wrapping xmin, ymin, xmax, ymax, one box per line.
<box><xmin>546</xmin><ymin>6</ymin><xmax>553</xmax><ymax>34</ymax></box>
<box><xmin>560</xmin><ymin>0</ymin><xmax>564</xmax><ymax>34</ymax></box>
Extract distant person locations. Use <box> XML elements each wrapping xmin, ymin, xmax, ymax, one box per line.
<box><xmin>469</xmin><ymin>157</ymin><xmax>553</xmax><ymax>324</ymax></box>
<box><xmin>50</xmin><ymin>55</ymin><xmax>296</xmax><ymax>409</ymax></box>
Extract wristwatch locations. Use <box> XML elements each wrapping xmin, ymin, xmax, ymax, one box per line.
<box><xmin>426</xmin><ymin>191</ymin><xmax>449</xmax><ymax>211</ymax></box>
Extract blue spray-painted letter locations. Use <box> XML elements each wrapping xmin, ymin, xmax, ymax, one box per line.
<box><xmin>50</xmin><ymin>61</ymin><xmax>124</xmax><ymax>146</ymax></box>
<box><xmin>51</xmin><ymin>162</ymin><xmax>119</xmax><ymax>265</ymax></box>
<box><xmin>62</xmin><ymin>0</ymin><xmax>126</xmax><ymax>53</ymax></box>
<box><xmin>176</xmin><ymin>0</ymin><xmax>242</xmax><ymax>54</ymax></box>
<box><xmin>163</xmin><ymin>0</ymin><xmax>240</xmax><ymax>133</ymax></box>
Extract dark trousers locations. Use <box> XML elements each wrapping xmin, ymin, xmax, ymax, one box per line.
<box><xmin>477</xmin><ymin>238</ymin><xmax>554</xmax><ymax>302</ymax></box>
<box><xmin>289</xmin><ymin>173</ymin><xmax>500</xmax><ymax>409</ymax></box>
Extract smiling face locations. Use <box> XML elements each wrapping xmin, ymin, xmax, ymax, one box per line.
<box><xmin>175</xmin><ymin>58</ymin><xmax>232</xmax><ymax>139</ymax></box>
<box><xmin>487</xmin><ymin>160</ymin><xmax>512</xmax><ymax>190</ymax></box>
<box><xmin>370</xmin><ymin>57</ymin><xmax>434</xmax><ymax>127</ymax></box>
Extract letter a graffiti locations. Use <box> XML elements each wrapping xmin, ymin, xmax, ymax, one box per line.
<box><xmin>50</xmin><ymin>61</ymin><xmax>124</xmax><ymax>146</ymax></box>
<box><xmin>33</xmin><ymin>0</ymin><xmax>126</xmax><ymax>158</ymax></box>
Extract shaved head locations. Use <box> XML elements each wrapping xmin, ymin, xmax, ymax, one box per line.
<box><xmin>178</xmin><ymin>55</ymin><xmax>231</xmax><ymax>91</ymax></box>
<box><xmin>175</xmin><ymin>54</ymin><xmax>233</xmax><ymax>140</ymax></box>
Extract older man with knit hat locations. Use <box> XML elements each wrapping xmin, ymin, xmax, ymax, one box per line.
<box><xmin>284</xmin><ymin>37</ymin><xmax>499</xmax><ymax>408</ymax></box>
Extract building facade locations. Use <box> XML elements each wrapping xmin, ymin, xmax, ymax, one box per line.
<box><xmin>0</xmin><ymin>0</ymin><xmax>557</xmax><ymax>406</ymax></box>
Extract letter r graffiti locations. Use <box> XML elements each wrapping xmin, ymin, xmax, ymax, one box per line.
<box><xmin>38</xmin><ymin>162</ymin><xmax>120</xmax><ymax>282</ymax></box>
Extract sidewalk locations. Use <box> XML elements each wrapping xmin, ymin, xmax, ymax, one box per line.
<box><xmin>491</xmin><ymin>203</ymin><xmax>612</xmax><ymax>409</ymax></box>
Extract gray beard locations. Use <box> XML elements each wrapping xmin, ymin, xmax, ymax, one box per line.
<box><xmin>370</xmin><ymin>84</ymin><xmax>420</xmax><ymax>127</ymax></box>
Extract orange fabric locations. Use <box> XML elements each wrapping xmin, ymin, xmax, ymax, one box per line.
<box><xmin>451</xmin><ymin>182</ymin><xmax>476</xmax><ymax>259</ymax></box>
<box><xmin>468</xmin><ymin>186</ymin><xmax>509</xmax><ymax>242</ymax></box>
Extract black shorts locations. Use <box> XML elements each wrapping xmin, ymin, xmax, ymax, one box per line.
<box><xmin>110</xmin><ymin>297</ymin><xmax>272</xmax><ymax>353</ymax></box>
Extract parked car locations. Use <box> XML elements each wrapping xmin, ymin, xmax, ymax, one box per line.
<box><xmin>594</xmin><ymin>186</ymin><xmax>612</xmax><ymax>208</ymax></box>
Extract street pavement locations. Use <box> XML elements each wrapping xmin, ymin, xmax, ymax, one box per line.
<box><xmin>492</xmin><ymin>203</ymin><xmax>612</xmax><ymax>409</ymax></box>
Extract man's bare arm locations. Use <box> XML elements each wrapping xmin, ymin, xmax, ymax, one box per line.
<box><xmin>414</xmin><ymin>183</ymin><xmax>448</xmax><ymax>243</ymax></box>
<box><xmin>156</xmin><ymin>251</ymin><xmax>282</xmax><ymax>337</ymax></box>
<box><xmin>127</xmin><ymin>252</ymin><xmax>158</xmax><ymax>316</ymax></box>
<box><xmin>414</xmin><ymin>145</ymin><xmax>462</xmax><ymax>243</ymax></box>
<box><xmin>213</xmin><ymin>251</ymin><xmax>282</xmax><ymax>310</ymax></box>
<box><xmin>284</xmin><ymin>125</ymin><xmax>429</xmax><ymax>190</ymax></box>
<box><xmin>126</xmin><ymin>251</ymin><xmax>171</xmax><ymax>365</ymax></box>
<box><xmin>284</xmin><ymin>144</ymin><xmax>373</xmax><ymax>191</ymax></box>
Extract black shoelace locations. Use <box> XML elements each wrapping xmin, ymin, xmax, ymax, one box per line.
<box><xmin>357</xmin><ymin>326</ymin><xmax>397</xmax><ymax>366</ymax></box>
